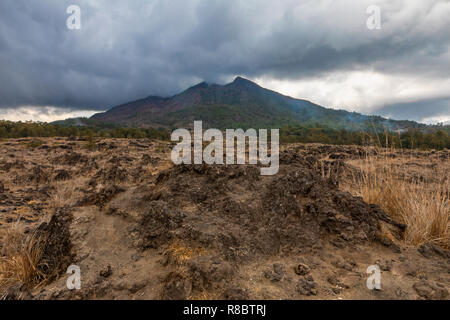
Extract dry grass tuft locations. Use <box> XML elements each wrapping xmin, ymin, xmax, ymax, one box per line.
<box><xmin>0</xmin><ymin>224</ymin><xmax>47</xmax><ymax>297</ymax></box>
<box><xmin>343</xmin><ymin>149</ymin><xmax>449</xmax><ymax>249</ymax></box>
<box><xmin>49</xmin><ymin>179</ymin><xmax>85</xmax><ymax>208</ymax></box>
<box><xmin>164</xmin><ymin>240</ymin><xmax>208</xmax><ymax>266</ymax></box>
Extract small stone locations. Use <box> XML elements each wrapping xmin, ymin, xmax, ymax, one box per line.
<box><xmin>332</xmin><ymin>287</ymin><xmax>341</xmax><ymax>294</ymax></box>
<box><xmin>395</xmin><ymin>288</ymin><xmax>408</xmax><ymax>298</ymax></box>
<box><xmin>377</xmin><ymin>259</ymin><xmax>393</xmax><ymax>272</ymax></box>
<box><xmin>296</xmin><ymin>276</ymin><xmax>317</xmax><ymax>296</ymax></box>
<box><xmin>131</xmin><ymin>254</ymin><xmax>140</xmax><ymax>262</ymax></box>
<box><xmin>294</xmin><ymin>263</ymin><xmax>310</xmax><ymax>276</ymax></box>
<box><xmin>263</xmin><ymin>270</ymin><xmax>282</xmax><ymax>282</ymax></box>
<box><xmin>273</xmin><ymin>263</ymin><xmax>286</xmax><ymax>276</ymax></box>
<box><xmin>99</xmin><ymin>265</ymin><xmax>112</xmax><ymax>278</ymax></box>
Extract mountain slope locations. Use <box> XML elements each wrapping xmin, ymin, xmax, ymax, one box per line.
<box><xmin>90</xmin><ymin>77</ymin><xmax>422</xmax><ymax>130</ymax></box>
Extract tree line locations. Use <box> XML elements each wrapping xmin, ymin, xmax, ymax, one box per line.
<box><xmin>280</xmin><ymin>125</ymin><xmax>450</xmax><ymax>150</ymax></box>
<box><xmin>0</xmin><ymin>121</ymin><xmax>169</xmax><ymax>140</ymax></box>
<box><xmin>0</xmin><ymin>120</ymin><xmax>449</xmax><ymax>150</ymax></box>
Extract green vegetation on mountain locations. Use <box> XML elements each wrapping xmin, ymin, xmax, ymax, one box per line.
<box><xmin>88</xmin><ymin>77</ymin><xmax>426</xmax><ymax>132</ymax></box>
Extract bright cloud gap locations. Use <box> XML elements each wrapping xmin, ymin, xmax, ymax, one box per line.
<box><xmin>0</xmin><ymin>106</ymin><xmax>99</xmax><ymax>123</ymax></box>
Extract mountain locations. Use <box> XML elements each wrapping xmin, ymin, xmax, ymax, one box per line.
<box><xmin>89</xmin><ymin>77</ymin><xmax>422</xmax><ymax>130</ymax></box>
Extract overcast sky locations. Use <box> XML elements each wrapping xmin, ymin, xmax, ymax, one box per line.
<box><xmin>0</xmin><ymin>0</ymin><xmax>449</xmax><ymax>123</ymax></box>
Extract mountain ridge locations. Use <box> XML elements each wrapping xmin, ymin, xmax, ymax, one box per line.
<box><xmin>82</xmin><ymin>77</ymin><xmax>424</xmax><ymax>131</ymax></box>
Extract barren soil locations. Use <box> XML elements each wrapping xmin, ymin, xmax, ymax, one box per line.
<box><xmin>0</xmin><ymin>138</ymin><xmax>449</xmax><ymax>300</ymax></box>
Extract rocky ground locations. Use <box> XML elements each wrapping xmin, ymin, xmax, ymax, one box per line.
<box><xmin>0</xmin><ymin>138</ymin><xmax>448</xmax><ymax>300</ymax></box>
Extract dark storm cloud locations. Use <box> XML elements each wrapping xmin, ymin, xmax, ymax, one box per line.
<box><xmin>0</xmin><ymin>0</ymin><xmax>449</xmax><ymax>121</ymax></box>
<box><xmin>378</xmin><ymin>97</ymin><xmax>450</xmax><ymax>123</ymax></box>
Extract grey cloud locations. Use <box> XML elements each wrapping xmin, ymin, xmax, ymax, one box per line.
<box><xmin>377</xmin><ymin>97</ymin><xmax>450</xmax><ymax>123</ymax></box>
<box><xmin>0</xmin><ymin>0</ymin><xmax>449</xmax><ymax>121</ymax></box>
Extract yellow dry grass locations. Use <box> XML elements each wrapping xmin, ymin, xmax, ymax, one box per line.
<box><xmin>0</xmin><ymin>225</ymin><xmax>47</xmax><ymax>298</ymax></box>
<box><xmin>165</xmin><ymin>240</ymin><xmax>208</xmax><ymax>266</ymax></box>
<box><xmin>343</xmin><ymin>148</ymin><xmax>449</xmax><ymax>249</ymax></box>
<box><xmin>49</xmin><ymin>178</ymin><xmax>86</xmax><ymax>208</ymax></box>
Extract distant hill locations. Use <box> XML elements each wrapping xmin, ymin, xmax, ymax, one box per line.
<box><xmin>75</xmin><ymin>77</ymin><xmax>425</xmax><ymax>131</ymax></box>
